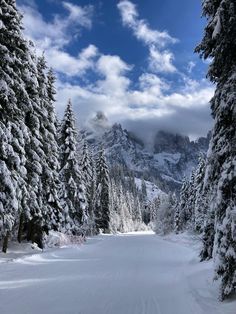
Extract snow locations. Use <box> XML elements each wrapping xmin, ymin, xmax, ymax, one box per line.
<box><xmin>212</xmin><ymin>12</ymin><xmax>221</xmax><ymax>39</ymax></box>
<box><xmin>0</xmin><ymin>242</ymin><xmax>42</xmax><ymax>264</ymax></box>
<box><xmin>135</xmin><ymin>178</ymin><xmax>166</xmax><ymax>201</ymax></box>
<box><xmin>45</xmin><ymin>231</ymin><xmax>84</xmax><ymax>248</ymax></box>
<box><xmin>154</xmin><ymin>152</ymin><xmax>181</xmax><ymax>166</ymax></box>
<box><xmin>161</xmin><ymin>174</ymin><xmax>182</xmax><ymax>184</ymax></box>
<box><xmin>0</xmin><ymin>232</ymin><xmax>235</xmax><ymax>314</ymax></box>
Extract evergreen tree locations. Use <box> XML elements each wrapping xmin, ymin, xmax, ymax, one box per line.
<box><xmin>155</xmin><ymin>193</ymin><xmax>176</xmax><ymax>235</ymax></box>
<box><xmin>108</xmin><ymin>179</ymin><xmax>119</xmax><ymax>233</ymax></box>
<box><xmin>24</xmin><ymin>53</ymin><xmax>46</xmax><ymax>248</ymax></box>
<box><xmin>81</xmin><ymin>141</ymin><xmax>93</xmax><ymax>211</ymax></box>
<box><xmin>174</xmin><ymin>178</ymin><xmax>190</xmax><ymax>232</ymax></box>
<box><xmin>200</xmin><ymin>206</ymin><xmax>215</xmax><ymax>261</ymax></box>
<box><xmin>59</xmin><ymin>100</ymin><xmax>87</xmax><ymax>234</ymax></box>
<box><xmin>141</xmin><ymin>178</ymin><xmax>147</xmax><ymax>202</ymax></box>
<box><xmin>95</xmin><ymin>148</ymin><xmax>110</xmax><ymax>232</ymax></box>
<box><xmin>22</xmin><ymin>55</ymin><xmax>61</xmax><ymax>248</ymax></box>
<box><xmin>0</xmin><ymin>0</ymin><xmax>37</xmax><ymax>251</ymax></box>
<box><xmin>80</xmin><ymin>140</ymin><xmax>96</xmax><ymax>234</ymax></box>
<box><xmin>194</xmin><ymin>155</ymin><xmax>207</xmax><ymax>233</ymax></box>
<box><xmin>150</xmin><ymin>196</ymin><xmax>161</xmax><ymax>223</ymax></box>
<box><xmin>132</xmin><ymin>194</ymin><xmax>142</xmax><ymax>225</ymax></box>
<box><xmin>186</xmin><ymin>171</ymin><xmax>196</xmax><ymax>229</ymax></box>
<box><xmin>38</xmin><ymin>59</ymin><xmax>63</xmax><ymax>234</ymax></box>
<box><xmin>174</xmin><ymin>203</ymin><xmax>181</xmax><ymax>234</ymax></box>
<box><xmin>196</xmin><ymin>0</ymin><xmax>236</xmax><ymax>300</ymax></box>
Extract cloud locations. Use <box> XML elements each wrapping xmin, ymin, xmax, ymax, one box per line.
<box><xmin>18</xmin><ymin>0</ymin><xmax>214</xmax><ymax>140</ymax></box>
<box><xmin>117</xmin><ymin>0</ymin><xmax>176</xmax><ymax>47</ymax></box>
<box><xmin>55</xmin><ymin>58</ymin><xmax>214</xmax><ymax>139</ymax></box>
<box><xmin>117</xmin><ymin>0</ymin><xmax>177</xmax><ymax>73</ymax></box>
<box><xmin>54</xmin><ymin>53</ymin><xmax>132</xmax><ymax>119</ymax></box>
<box><xmin>62</xmin><ymin>2</ymin><xmax>93</xmax><ymax>29</ymax></box>
<box><xmin>20</xmin><ymin>1</ymin><xmax>93</xmax><ymax>48</ymax></box>
<box><xmin>122</xmin><ymin>103</ymin><xmax>212</xmax><ymax>143</ymax></box>
<box><xmin>19</xmin><ymin>1</ymin><xmax>95</xmax><ymax>76</ymax></box>
<box><xmin>95</xmin><ymin>55</ymin><xmax>132</xmax><ymax>99</ymax></box>
<box><xmin>45</xmin><ymin>44</ymin><xmax>98</xmax><ymax>77</ymax></box>
<box><xmin>139</xmin><ymin>73</ymin><xmax>170</xmax><ymax>95</ymax></box>
<box><xmin>187</xmin><ymin>61</ymin><xmax>196</xmax><ymax>74</ymax></box>
<box><xmin>148</xmin><ymin>46</ymin><xmax>176</xmax><ymax>73</ymax></box>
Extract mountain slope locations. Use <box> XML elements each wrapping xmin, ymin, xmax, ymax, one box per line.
<box><xmin>82</xmin><ymin>115</ymin><xmax>210</xmax><ymax>192</ymax></box>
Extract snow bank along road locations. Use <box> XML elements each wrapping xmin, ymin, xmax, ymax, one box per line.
<box><xmin>0</xmin><ymin>232</ymin><xmax>235</xmax><ymax>314</ymax></box>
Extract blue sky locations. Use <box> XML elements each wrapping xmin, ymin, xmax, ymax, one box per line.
<box><xmin>17</xmin><ymin>0</ymin><xmax>214</xmax><ymax>140</ymax></box>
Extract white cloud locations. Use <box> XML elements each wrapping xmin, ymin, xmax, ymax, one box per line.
<box><xmin>139</xmin><ymin>73</ymin><xmax>170</xmax><ymax>94</ymax></box>
<box><xmin>117</xmin><ymin>0</ymin><xmax>137</xmax><ymax>26</ymax></box>
<box><xmin>19</xmin><ymin>1</ymin><xmax>95</xmax><ymax>76</ymax></box>
<box><xmin>62</xmin><ymin>2</ymin><xmax>93</xmax><ymax>29</ymax></box>
<box><xmin>134</xmin><ymin>22</ymin><xmax>176</xmax><ymax>47</ymax></box>
<box><xmin>95</xmin><ymin>55</ymin><xmax>131</xmax><ymax>98</ymax></box>
<box><xmin>55</xmin><ymin>55</ymin><xmax>214</xmax><ymax>138</ymax></box>
<box><xmin>97</xmin><ymin>54</ymin><xmax>131</xmax><ymax>77</ymax></box>
<box><xmin>117</xmin><ymin>0</ymin><xmax>177</xmax><ymax>73</ymax></box>
<box><xmin>20</xmin><ymin>2</ymin><xmax>93</xmax><ymax>48</ymax></box>
<box><xmin>117</xmin><ymin>0</ymin><xmax>176</xmax><ymax>47</ymax></box>
<box><xmin>44</xmin><ymin>44</ymin><xmax>98</xmax><ymax>76</ymax></box>
<box><xmin>187</xmin><ymin>61</ymin><xmax>196</xmax><ymax>74</ymax></box>
<box><xmin>148</xmin><ymin>46</ymin><xmax>176</xmax><ymax>73</ymax></box>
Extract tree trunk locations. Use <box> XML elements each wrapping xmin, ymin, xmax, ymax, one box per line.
<box><xmin>17</xmin><ymin>213</ymin><xmax>24</xmax><ymax>243</ymax></box>
<box><xmin>27</xmin><ymin>220</ymin><xmax>34</xmax><ymax>242</ymax></box>
<box><xmin>2</xmin><ymin>231</ymin><xmax>10</xmax><ymax>253</ymax></box>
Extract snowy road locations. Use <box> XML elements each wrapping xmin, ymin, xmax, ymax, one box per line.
<box><xmin>0</xmin><ymin>232</ymin><xmax>235</xmax><ymax>314</ymax></box>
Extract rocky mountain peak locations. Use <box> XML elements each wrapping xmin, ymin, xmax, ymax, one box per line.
<box><xmin>82</xmin><ymin>121</ymin><xmax>210</xmax><ymax>193</ymax></box>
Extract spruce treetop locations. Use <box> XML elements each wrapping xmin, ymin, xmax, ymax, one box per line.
<box><xmin>196</xmin><ymin>0</ymin><xmax>236</xmax><ymax>83</ymax></box>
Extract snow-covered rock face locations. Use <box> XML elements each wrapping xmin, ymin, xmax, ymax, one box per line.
<box><xmin>83</xmin><ymin>123</ymin><xmax>210</xmax><ymax>192</ymax></box>
<box><xmin>135</xmin><ymin>178</ymin><xmax>166</xmax><ymax>201</ymax></box>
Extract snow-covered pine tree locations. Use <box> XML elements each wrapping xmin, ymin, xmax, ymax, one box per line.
<box><xmin>127</xmin><ymin>171</ymin><xmax>137</xmax><ymax>197</ymax></box>
<box><xmin>0</xmin><ymin>0</ymin><xmax>37</xmax><ymax>251</ymax></box>
<box><xmin>174</xmin><ymin>204</ymin><xmax>181</xmax><ymax>234</ymax></box>
<box><xmin>187</xmin><ymin>170</ymin><xmax>197</xmax><ymax>229</ymax></box>
<box><xmin>117</xmin><ymin>184</ymin><xmax>128</xmax><ymax>232</ymax></box>
<box><xmin>196</xmin><ymin>0</ymin><xmax>236</xmax><ymax>300</ymax></box>
<box><xmin>108</xmin><ymin>179</ymin><xmax>119</xmax><ymax>233</ymax></box>
<box><xmin>22</xmin><ymin>52</ymin><xmax>52</xmax><ymax>248</ymax></box>
<box><xmin>95</xmin><ymin>148</ymin><xmax>110</xmax><ymax>233</ymax></box>
<box><xmin>141</xmin><ymin>178</ymin><xmax>147</xmax><ymax>202</ymax></box>
<box><xmin>124</xmin><ymin>191</ymin><xmax>135</xmax><ymax>231</ymax></box>
<box><xmin>80</xmin><ymin>140</ymin><xmax>96</xmax><ymax>235</ymax></box>
<box><xmin>194</xmin><ymin>155</ymin><xmax>207</xmax><ymax>233</ymax></box>
<box><xmin>37</xmin><ymin>58</ymin><xmax>63</xmax><ymax>234</ymax></box>
<box><xmin>200</xmin><ymin>208</ymin><xmax>215</xmax><ymax>261</ymax></box>
<box><xmin>155</xmin><ymin>193</ymin><xmax>176</xmax><ymax>235</ymax></box>
<box><xmin>115</xmin><ymin>182</ymin><xmax>124</xmax><ymax>232</ymax></box>
<box><xmin>171</xmin><ymin>192</ymin><xmax>178</xmax><ymax>230</ymax></box>
<box><xmin>59</xmin><ymin>100</ymin><xmax>87</xmax><ymax>234</ymax></box>
<box><xmin>150</xmin><ymin>196</ymin><xmax>161</xmax><ymax>223</ymax></box>
<box><xmin>174</xmin><ymin>177</ymin><xmax>189</xmax><ymax>232</ymax></box>
<box><xmin>132</xmin><ymin>194</ymin><xmax>142</xmax><ymax>228</ymax></box>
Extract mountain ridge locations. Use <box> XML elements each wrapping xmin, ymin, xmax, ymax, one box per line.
<box><xmin>82</xmin><ymin>114</ymin><xmax>210</xmax><ymax>193</ymax></box>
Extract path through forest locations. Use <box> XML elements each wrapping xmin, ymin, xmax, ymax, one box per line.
<box><xmin>0</xmin><ymin>232</ymin><xmax>235</xmax><ymax>314</ymax></box>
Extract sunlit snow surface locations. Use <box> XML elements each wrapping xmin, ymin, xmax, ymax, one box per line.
<box><xmin>0</xmin><ymin>232</ymin><xmax>235</xmax><ymax>314</ymax></box>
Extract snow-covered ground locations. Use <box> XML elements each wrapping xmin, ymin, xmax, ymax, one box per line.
<box><xmin>0</xmin><ymin>232</ymin><xmax>235</xmax><ymax>314</ymax></box>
